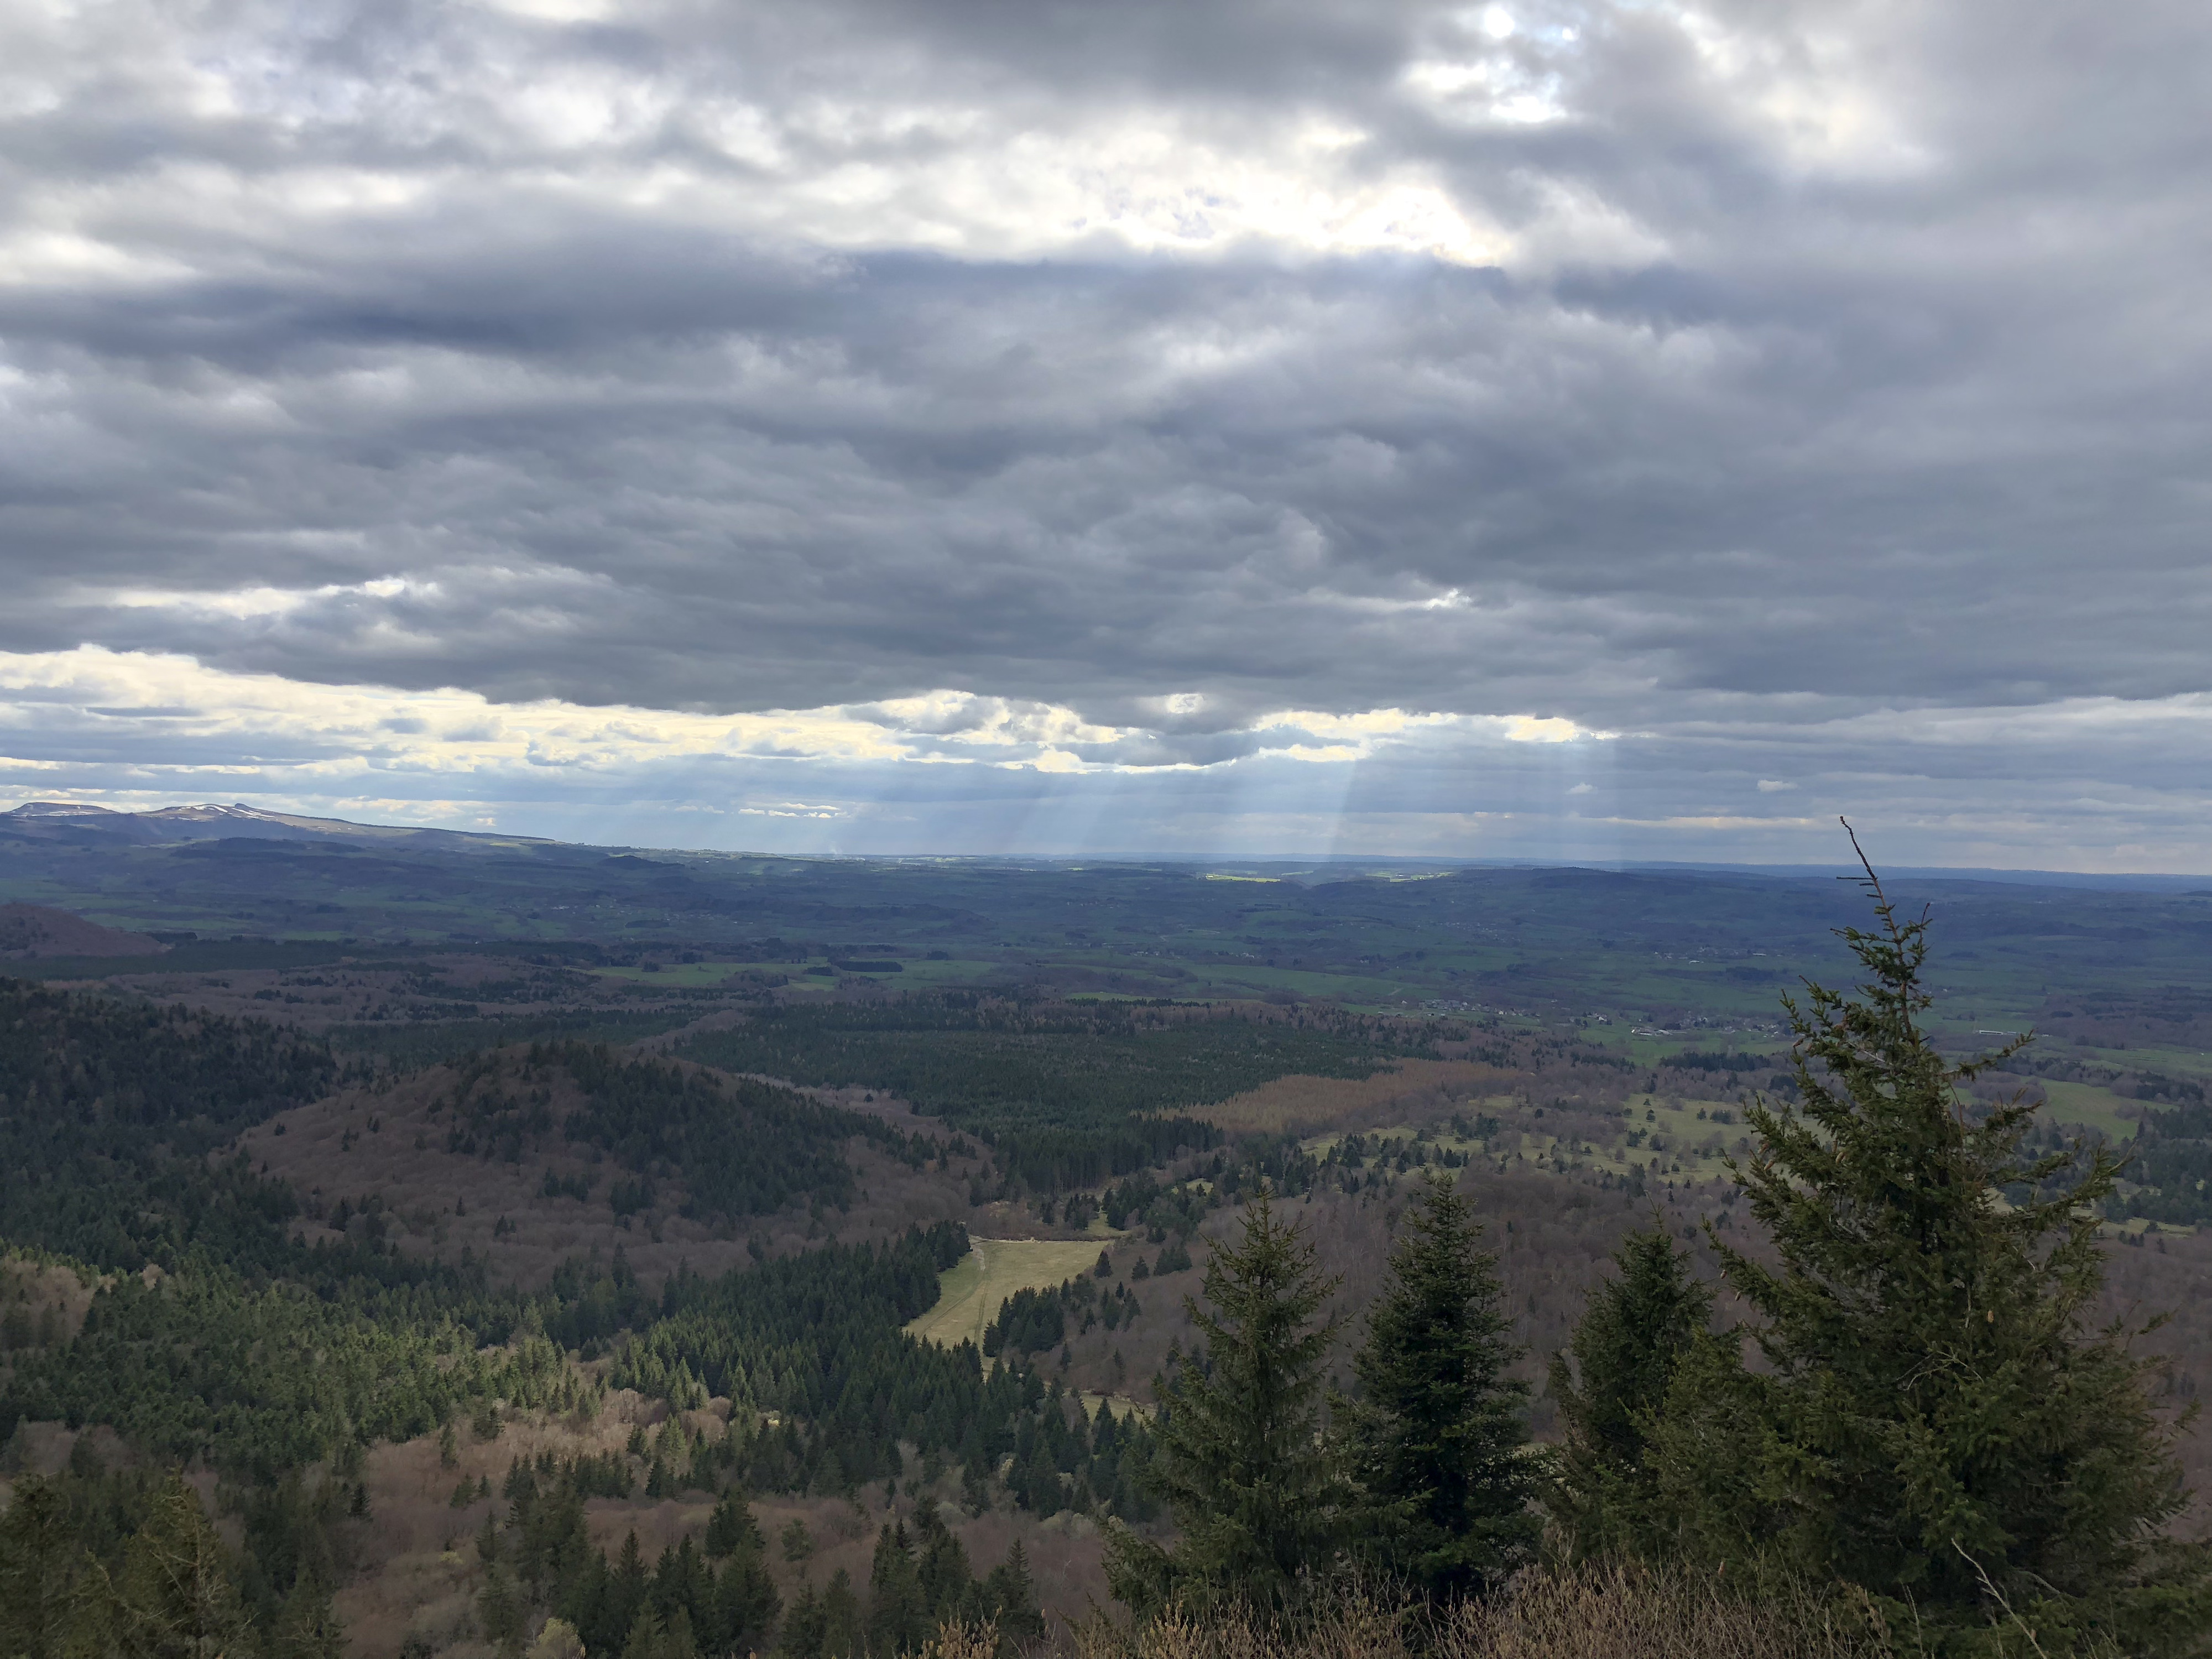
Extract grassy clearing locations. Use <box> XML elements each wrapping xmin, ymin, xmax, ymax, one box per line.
<box><xmin>2094</xmin><ymin>1040</ymin><xmax>2212</xmax><ymax>1082</ymax></box>
<box><xmin>1077</xmin><ymin>1390</ymin><xmax>1155</xmax><ymax>1422</ymax></box>
<box><xmin>905</xmin><ymin>1237</ymin><xmax>1111</xmax><ymax>1352</ymax></box>
<box><xmin>2034</xmin><ymin>1078</ymin><xmax>2141</xmax><ymax>1141</ymax></box>
<box><xmin>875</xmin><ymin>957</ymin><xmax>999</xmax><ymax>987</ymax></box>
<box><xmin>1616</xmin><ymin>1094</ymin><xmax>1752</xmax><ymax>1183</ymax></box>
<box><xmin>1297</xmin><ymin>1091</ymin><xmax>1756</xmax><ymax>1191</ymax></box>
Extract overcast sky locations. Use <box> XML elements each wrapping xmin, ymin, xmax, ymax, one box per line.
<box><xmin>1</xmin><ymin>0</ymin><xmax>2206</xmax><ymax>867</ymax></box>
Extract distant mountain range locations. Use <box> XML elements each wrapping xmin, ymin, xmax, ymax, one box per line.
<box><xmin>3</xmin><ymin>801</ymin><xmax>2206</xmax><ymax>891</ymax></box>
<box><xmin>3</xmin><ymin>800</ymin><xmax>2207</xmax><ymax>1052</ymax></box>
<box><xmin>0</xmin><ymin>901</ymin><xmax>168</xmax><ymax>958</ymax></box>
<box><xmin>0</xmin><ymin>800</ymin><xmax>550</xmax><ymax>852</ymax></box>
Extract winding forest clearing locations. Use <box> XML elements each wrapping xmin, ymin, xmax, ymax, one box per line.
<box><xmin>906</xmin><ymin>1237</ymin><xmax>1109</xmax><ymax>1350</ymax></box>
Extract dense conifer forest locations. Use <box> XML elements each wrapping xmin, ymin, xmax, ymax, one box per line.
<box><xmin>671</xmin><ymin>995</ymin><xmax>1454</xmax><ymax>1190</ymax></box>
<box><xmin>0</xmin><ymin>980</ymin><xmax>1161</xmax><ymax>1656</ymax></box>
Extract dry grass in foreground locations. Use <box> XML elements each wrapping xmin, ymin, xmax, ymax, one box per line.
<box><xmin>1018</xmin><ymin>1567</ymin><xmax>1885</xmax><ymax>1659</ymax></box>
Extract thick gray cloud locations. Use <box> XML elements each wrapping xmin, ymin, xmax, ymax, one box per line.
<box><xmin>0</xmin><ymin>0</ymin><xmax>2207</xmax><ymax>863</ymax></box>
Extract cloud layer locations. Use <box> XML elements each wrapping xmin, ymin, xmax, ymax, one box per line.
<box><xmin>2</xmin><ymin>0</ymin><xmax>2208</xmax><ymax>864</ymax></box>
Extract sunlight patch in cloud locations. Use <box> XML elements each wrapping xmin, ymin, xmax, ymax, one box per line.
<box><xmin>98</xmin><ymin>578</ymin><xmax>426</xmax><ymax>620</ymax></box>
<box><xmin>0</xmin><ymin>650</ymin><xmax>1620</xmax><ymax>792</ymax></box>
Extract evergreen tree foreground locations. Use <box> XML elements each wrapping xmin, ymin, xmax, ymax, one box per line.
<box><xmin>1547</xmin><ymin>1219</ymin><xmax>1712</xmax><ymax>1563</ymax></box>
<box><xmin>1106</xmin><ymin>1184</ymin><xmax>1350</xmax><ymax>1619</ymax></box>
<box><xmin>1605</xmin><ymin>830</ymin><xmax>2212</xmax><ymax>1656</ymax></box>
<box><xmin>1338</xmin><ymin>1171</ymin><xmax>1540</xmax><ymax>1600</ymax></box>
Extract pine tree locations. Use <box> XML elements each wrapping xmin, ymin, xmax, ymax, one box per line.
<box><xmin>1105</xmin><ymin>1183</ymin><xmax>1349</xmax><ymax>1616</ymax></box>
<box><xmin>114</xmin><ymin>1473</ymin><xmax>253</xmax><ymax>1659</ymax></box>
<box><xmin>782</xmin><ymin>1581</ymin><xmax>826</xmax><ymax>1659</ymax></box>
<box><xmin>0</xmin><ymin>1477</ymin><xmax>86</xmax><ymax>1659</ymax></box>
<box><xmin>1338</xmin><ymin>1171</ymin><xmax>1538</xmax><ymax>1599</ymax></box>
<box><xmin>819</xmin><ymin>1567</ymin><xmax>863</xmax><ymax>1659</ymax></box>
<box><xmin>780</xmin><ymin>1518</ymin><xmax>814</xmax><ymax>1564</ymax></box>
<box><xmin>959</xmin><ymin>1459</ymin><xmax>991</xmax><ymax>1517</ymax></box>
<box><xmin>622</xmin><ymin>1605</ymin><xmax>698</xmax><ymax>1659</ymax></box>
<box><xmin>911</xmin><ymin>1500</ymin><xmax>974</xmax><ymax>1622</ymax></box>
<box><xmin>608</xmin><ymin>1530</ymin><xmax>651</xmax><ymax>1650</ymax></box>
<box><xmin>1547</xmin><ymin>1218</ymin><xmax>1712</xmax><ymax>1561</ymax></box>
<box><xmin>710</xmin><ymin>1536</ymin><xmax>782</xmax><ymax>1656</ymax></box>
<box><xmin>561</xmin><ymin>1548</ymin><xmax>617</xmax><ymax>1655</ymax></box>
<box><xmin>480</xmin><ymin>1559</ymin><xmax>527</xmax><ymax>1656</ymax></box>
<box><xmin>980</xmin><ymin>1540</ymin><xmax>1045</xmax><ymax>1645</ymax></box>
<box><xmin>866</xmin><ymin>1522</ymin><xmax>930</xmax><ymax>1656</ymax></box>
<box><xmin>269</xmin><ymin>1571</ymin><xmax>347</xmax><ymax>1659</ymax></box>
<box><xmin>1652</xmin><ymin>837</ymin><xmax>2212</xmax><ymax>1652</ymax></box>
<box><xmin>653</xmin><ymin>1538</ymin><xmax>699</xmax><ymax>1621</ymax></box>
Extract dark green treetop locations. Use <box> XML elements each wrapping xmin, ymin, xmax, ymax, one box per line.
<box><xmin>1547</xmin><ymin>1218</ymin><xmax>1713</xmax><ymax>1561</ymax></box>
<box><xmin>1659</xmin><ymin>832</ymin><xmax>2212</xmax><ymax>1654</ymax></box>
<box><xmin>980</xmin><ymin>1537</ymin><xmax>1046</xmax><ymax>1645</ymax></box>
<box><xmin>1338</xmin><ymin>1171</ymin><xmax>1540</xmax><ymax>1599</ymax></box>
<box><xmin>867</xmin><ymin>1521</ymin><xmax>931</xmax><ymax>1657</ymax></box>
<box><xmin>1105</xmin><ymin>1183</ymin><xmax>1350</xmax><ymax>1618</ymax></box>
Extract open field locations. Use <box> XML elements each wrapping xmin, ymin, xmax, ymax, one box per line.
<box><xmin>905</xmin><ymin>1238</ymin><xmax>1112</xmax><ymax>1351</ymax></box>
<box><xmin>1298</xmin><ymin>1090</ymin><xmax>1754</xmax><ymax>1191</ymax></box>
<box><xmin>2034</xmin><ymin>1078</ymin><xmax>2142</xmax><ymax>1140</ymax></box>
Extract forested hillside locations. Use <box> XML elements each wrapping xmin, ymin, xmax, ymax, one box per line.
<box><xmin>674</xmin><ymin>996</ymin><xmax>1439</xmax><ymax>1188</ymax></box>
<box><xmin>0</xmin><ymin>982</ymin><xmax>1154</xmax><ymax>1657</ymax></box>
<box><xmin>0</xmin><ymin>979</ymin><xmax>353</xmax><ymax>1272</ymax></box>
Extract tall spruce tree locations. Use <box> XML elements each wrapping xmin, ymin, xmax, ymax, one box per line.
<box><xmin>911</xmin><ymin>1500</ymin><xmax>974</xmax><ymax>1624</ymax></box>
<box><xmin>708</xmin><ymin>1523</ymin><xmax>781</xmax><ymax>1656</ymax></box>
<box><xmin>703</xmin><ymin>1489</ymin><xmax>763</xmax><ymax>1561</ymax></box>
<box><xmin>1105</xmin><ymin>1183</ymin><xmax>1349</xmax><ymax>1617</ymax></box>
<box><xmin>781</xmin><ymin>1582</ymin><xmax>826</xmax><ymax>1659</ymax></box>
<box><xmin>112</xmin><ymin>1473</ymin><xmax>254</xmax><ymax>1659</ymax></box>
<box><xmin>1338</xmin><ymin>1171</ymin><xmax>1538</xmax><ymax>1599</ymax></box>
<box><xmin>0</xmin><ymin>1478</ymin><xmax>85</xmax><ymax>1659</ymax></box>
<box><xmin>1652</xmin><ymin>834</ymin><xmax>2212</xmax><ymax>1654</ymax></box>
<box><xmin>818</xmin><ymin>1567</ymin><xmax>863</xmax><ymax>1659</ymax></box>
<box><xmin>1547</xmin><ymin>1218</ymin><xmax>1713</xmax><ymax>1561</ymax></box>
<box><xmin>866</xmin><ymin>1521</ymin><xmax>930</xmax><ymax>1656</ymax></box>
<box><xmin>980</xmin><ymin>1539</ymin><xmax>1046</xmax><ymax>1645</ymax></box>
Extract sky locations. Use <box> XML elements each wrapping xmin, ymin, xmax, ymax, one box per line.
<box><xmin>1</xmin><ymin>0</ymin><xmax>2207</xmax><ymax>868</ymax></box>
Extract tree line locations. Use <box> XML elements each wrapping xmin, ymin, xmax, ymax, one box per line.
<box><xmin>671</xmin><ymin>994</ymin><xmax>1455</xmax><ymax>1191</ymax></box>
<box><xmin>469</xmin><ymin>1458</ymin><xmax>1050</xmax><ymax>1659</ymax></box>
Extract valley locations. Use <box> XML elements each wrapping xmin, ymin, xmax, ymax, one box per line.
<box><xmin>2</xmin><ymin>810</ymin><xmax>2209</xmax><ymax>1656</ymax></box>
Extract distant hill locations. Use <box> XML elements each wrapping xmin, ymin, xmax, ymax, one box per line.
<box><xmin>0</xmin><ymin>799</ymin><xmax>550</xmax><ymax>852</ymax></box>
<box><xmin>0</xmin><ymin>902</ymin><xmax>167</xmax><ymax>958</ymax></box>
